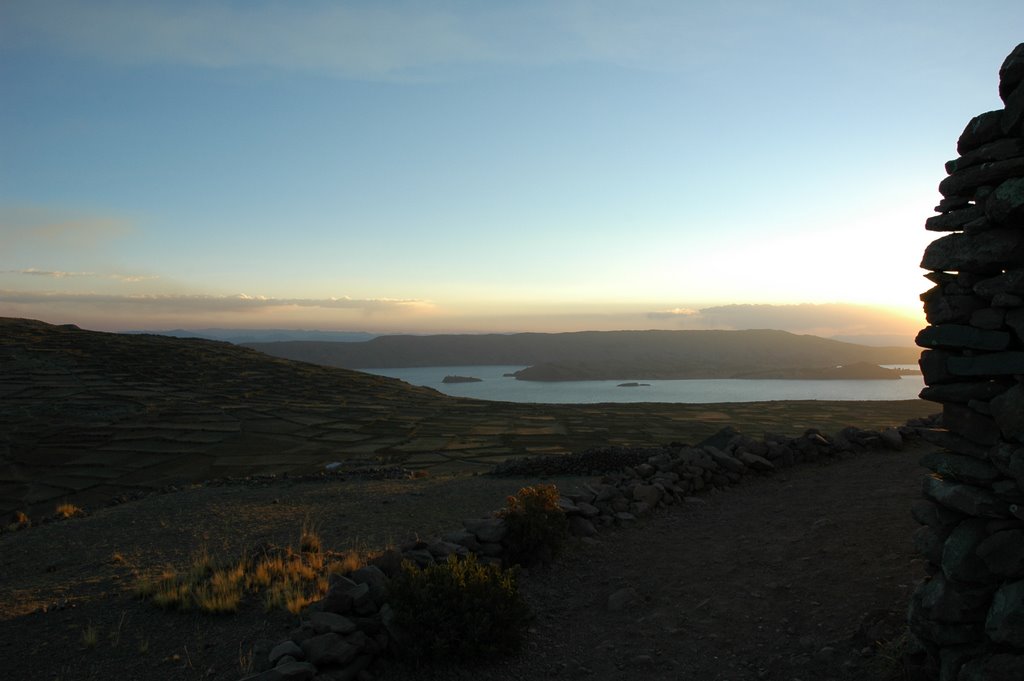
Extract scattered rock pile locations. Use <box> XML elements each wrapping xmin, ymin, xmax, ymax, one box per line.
<box><xmin>910</xmin><ymin>42</ymin><xmax>1024</xmax><ymax>681</ymax></box>
<box><xmin>239</xmin><ymin>419</ymin><xmax>931</xmax><ymax>681</ymax></box>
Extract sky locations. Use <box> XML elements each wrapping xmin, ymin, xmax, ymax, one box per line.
<box><xmin>1</xmin><ymin>1</ymin><xmax>1022</xmax><ymax>340</ymax></box>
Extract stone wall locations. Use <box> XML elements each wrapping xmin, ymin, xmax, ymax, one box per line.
<box><xmin>909</xmin><ymin>43</ymin><xmax>1024</xmax><ymax>681</ymax></box>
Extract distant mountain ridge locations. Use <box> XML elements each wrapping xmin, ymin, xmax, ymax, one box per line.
<box><xmin>124</xmin><ymin>328</ymin><xmax>377</xmax><ymax>344</ymax></box>
<box><xmin>247</xmin><ymin>329</ymin><xmax>921</xmax><ymax>381</ymax></box>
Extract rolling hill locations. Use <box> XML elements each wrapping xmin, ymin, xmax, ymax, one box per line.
<box><xmin>247</xmin><ymin>329</ymin><xmax>921</xmax><ymax>380</ymax></box>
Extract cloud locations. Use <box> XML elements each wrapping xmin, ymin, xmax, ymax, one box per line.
<box><xmin>647</xmin><ymin>307</ymin><xmax>699</xmax><ymax>319</ymax></box>
<box><xmin>646</xmin><ymin>303</ymin><xmax>923</xmax><ymax>339</ymax></box>
<box><xmin>0</xmin><ymin>290</ymin><xmax>428</xmax><ymax>314</ymax></box>
<box><xmin>0</xmin><ymin>1</ymin><xmax>735</xmax><ymax>79</ymax></box>
<box><xmin>2</xmin><ymin>268</ymin><xmax>158</xmax><ymax>282</ymax></box>
<box><xmin>0</xmin><ymin>204</ymin><xmax>135</xmax><ymax>251</ymax></box>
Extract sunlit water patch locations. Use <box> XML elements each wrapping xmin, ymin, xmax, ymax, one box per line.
<box><xmin>362</xmin><ymin>365</ymin><xmax>924</xmax><ymax>404</ymax></box>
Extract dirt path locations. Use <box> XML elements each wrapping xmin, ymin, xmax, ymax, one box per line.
<box><xmin>414</xmin><ymin>445</ymin><xmax>928</xmax><ymax>681</ymax></box>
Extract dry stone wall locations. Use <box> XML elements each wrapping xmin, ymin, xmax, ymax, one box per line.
<box><xmin>910</xmin><ymin>42</ymin><xmax>1024</xmax><ymax>681</ymax></box>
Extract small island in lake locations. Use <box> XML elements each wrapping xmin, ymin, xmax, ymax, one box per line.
<box><xmin>617</xmin><ymin>382</ymin><xmax>651</xmax><ymax>387</ymax></box>
<box><xmin>442</xmin><ymin>375</ymin><xmax>483</xmax><ymax>384</ymax></box>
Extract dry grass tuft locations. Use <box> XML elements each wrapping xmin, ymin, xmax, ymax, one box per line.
<box><xmin>238</xmin><ymin>642</ymin><xmax>254</xmax><ymax>675</ymax></box>
<box><xmin>81</xmin><ymin>623</ymin><xmax>99</xmax><ymax>649</ymax></box>
<box><xmin>8</xmin><ymin>510</ymin><xmax>31</xmax><ymax>531</ymax></box>
<box><xmin>136</xmin><ymin>523</ymin><xmax>345</xmax><ymax>615</ymax></box>
<box><xmin>299</xmin><ymin>516</ymin><xmax>322</xmax><ymax>554</ymax></box>
<box><xmin>54</xmin><ymin>503</ymin><xmax>83</xmax><ymax>519</ymax></box>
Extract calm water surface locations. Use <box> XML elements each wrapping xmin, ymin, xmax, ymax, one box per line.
<box><xmin>362</xmin><ymin>365</ymin><xmax>924</xmax><ymax>404</ymax></box>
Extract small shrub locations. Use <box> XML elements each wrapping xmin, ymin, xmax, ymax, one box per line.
<box><xmin>389</xmin><ymin>554</ymin><xmax>531</xmax><ymax>663</ymax></box>
<box><xmin>299</xmin><ymin>517</ymin><xmax>321</xmax><ymax>554</ymax></box>
<box><xmin>55</xmin><ymin>503</ymin><xmax>83</xmax><ymax>519</ymax></box>
<box><xmin>498</xmin><ymin>484</ymin><xmax>569</xmax><ymax>567</ymax></box>
<box><xmin>10</xmin><ymin>511</ymin><xmax>30</xmax><ymax>531</ymax></box>
<box><xmin>81</xmin><ymin>623</ymin><xmax>99</xmax><ymax>649</ymax></box>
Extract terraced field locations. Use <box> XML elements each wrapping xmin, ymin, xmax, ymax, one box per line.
<box><xmin>0</xmin><ymin>318</ymin><xmax>935</xmax><ymax>519</ymax></box>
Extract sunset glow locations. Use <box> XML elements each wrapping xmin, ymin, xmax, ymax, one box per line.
<box><xmin>2</xmin><ymin>2</ymin><xmax>1022</xmax><ymax>340</ymax></box>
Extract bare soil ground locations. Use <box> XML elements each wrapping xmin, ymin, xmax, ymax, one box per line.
<box><xmin>435</xmin><ymin>445</ymin><xmax>929</xmax><ymax>681</ymax></box>
<box><xmin>1</xmin><ymin>444</ymin><xmax>928</xmax><ymax>681</ymax></box>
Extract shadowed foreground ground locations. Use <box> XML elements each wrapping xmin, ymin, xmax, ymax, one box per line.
<box><xmin>0</xmin><ymin>443</ymin><xmax>928</xmax><ymax>681</ymax></box>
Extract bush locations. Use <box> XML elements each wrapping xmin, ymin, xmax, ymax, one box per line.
<box><xmin>389</xmin><ymin>554</ymin><xmax>531</xmax><ymax>663</ymax></box>
<box><xmin>498</xmin><ymin>484</ymin><xmax>569</xmax><ymax>567</ymax></box>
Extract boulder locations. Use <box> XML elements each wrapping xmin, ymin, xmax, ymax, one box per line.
<box><xmin>300</xmin><ymin>632</ymin><xmax>357</xmax><ymax>667</ymax></box>
<box><xmin>986</xmin><ymin>579</ymin><xmax>1024</xmax><ymax>647</ymax></box>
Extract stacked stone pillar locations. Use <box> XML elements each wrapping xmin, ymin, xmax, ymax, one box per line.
<box><xmin>910</xmin><ymin>43</ymin><xmax>1024</xmax><ymax>681</ymax></box>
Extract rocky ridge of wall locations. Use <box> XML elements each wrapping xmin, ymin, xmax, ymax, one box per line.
<box><xmin>909</xmin><ymin>42</ymin><xmax>1024</xmax><ymax>681</ymax></box>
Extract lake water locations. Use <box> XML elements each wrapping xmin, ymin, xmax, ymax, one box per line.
<box><xmin>362</xmin><ymin>365</ymin><xmax>924</xmax><ymax>404</ymax></box>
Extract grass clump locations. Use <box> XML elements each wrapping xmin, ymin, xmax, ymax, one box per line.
<box><xmin>136</xmin><ymin>524</ymin><xmax>341</xmax><ymax>615</ymax></box>
<box><xmin>54</xmin><ymin>503</ymin><xmax>83</xmax><ymax>519</ymax></box>
<box><xmin>389</xmin><ymin>554</ymin><xmax>531</xmax><ymax>663</ymax></box>
<box><xmin>498</xmin><ymin>484</ymin><xmax>568</xmax><ymax>567</ymax></box>
<box><xmin>4</xmin><ymin>511</ymin><xmax>31</xmax><ymax>533</ymax></box>
<box><xmin>81</xmin><ymin>622</ymin><xmax>99</xmax><ymax>649</ymax></box>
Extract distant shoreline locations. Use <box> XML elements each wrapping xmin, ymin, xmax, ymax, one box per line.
<box><xmin>512</xmin><ymin>361</ymin><xmax>913</xmax><ymax>382</ymax></box>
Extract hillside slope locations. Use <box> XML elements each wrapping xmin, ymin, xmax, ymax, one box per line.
<box><xmin>247</xmin><ymin>329</ymin><xmax>920</xmax><ymax>379</ymax></box>
<box><xmin>0</xmin><ymin>319</ymin><xmax>933</xmax><ymax>518</ymax></box>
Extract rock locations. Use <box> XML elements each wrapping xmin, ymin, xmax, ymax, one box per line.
<box><xmin>986</xmin><ymin>177</ymin><xmax>1024</xmax><ymax>226</ymax></box>
<box><xmin>919</xmin><ymin>573</ymin><xmax>994</xmax><ymax>623</ymax></box>
<box><xmin>912</xmin><ymin>498</ymin><xmax>965</xmax><ymax>531</ymax></box>
<box><xmin>920</xmin><ymin>381</ymin><xmax>1010</xmax><ymax>405</ymax></box>
<box><xmin>575</xmin><ymin>501</ymin><xmax>600</xmax><ymax>518</ymax></box>
<box><xmin>308</xmin><ymin>612</ymin><xmax>357</xmax><ymax>635</ymax></box>
<box><xmin>442</xmin><ymin>528</ymin><xmax>480</xmax><ymax>552</ymax></box>
<box><xmin>568</xmin><ymin>515</ymin><xmax>598</xmax><ymax>538</ymax></box>
<box><xmin>880</xmin><ymin>427</ymin><xmax>903</xmax><ymax>450</ymax></box>
<box><xmin>919</xmin><ymin>451</ymin><xmax>1001</xmax><ymax>486</ymax></box>
<box><xmin>977</xmin><ymin>529</ymin><xmax>1024</xmax><ymax>577</ymax></box>
<box><xmin>321</xmin><ymin>578</ymin><xmax>371</xmax><ymax>615</ymax></box>
<box><xmin>632</xmin><ymin>484</ymin><xmax>662</xmax><ymax>507</ymax></box>
<box><xmin>268</xmin><ymin>640</ymin><xmax>304</xmax><ymax>665</ymax></box>
<box><xmin>990</xmin><ymin>384</ymin><xmax>1024</xmax><ymax>442</ymax></box>
<box><xmin>697</xmin><ymin>426</ymin><xmax>739</xmax><ymax>451</ymax></box>
<box><xmin>914</xmin><ymin>525</ymin><xmax>947</xmax><ymax>565</ymax></box>
<box><xmin>239</xmin><ymin>661</ymin><xmax>319</xmax><ymax>681</ymax></box>
<box><xmin>957</xmin><ymin>110</ymin><xmax>1004</xmax><ymax>155</ymax></box>
<box><xmin>937</xmin><ymin>158</ymin><xmax>1024</xmax><ymax>199</ymax></box>
<box><xmin>925</xmin><ymin>231</ymin><xmax>1024</xmax><ymax>274</ymax></box>
<box><xmin>300</xmin><ymin>633</ymin><xmax>358</xmax><ymax>667</ymax></box>
<box><xmin>986</xmin><ymin>579</ymin><xmax>1024</xmax><ymax>646</ymax></box>
<box><xmin>1000</xmin><ymin>43</ymin><xmax>1024</xmax><ymax>100</ymax></box>
<box><xmin>916</xmin><ymin>325</ymin><xmax>1011</xmax><ymax>351</ymax></box>
<box><xmin>736</xmin><ymin>451</ymin><xmax>774</xmax><ymax>472</ymax></box>
<box><xmin>975</xmin><ymin>268</ymin><xmax>1024</xmax><ymax>297</ymax></box>
<box><xmin>425</xmin><ymin>540</ymin><xmax>468</xmax><ymax>561</ymax></box>
<box><xmin>941</xmin><ymin>404</ymin><xmax>1001</xmax><ymax>446</ymax></box>
<box><xmin>947</xmin><ymin>352</ymin><xmax>1024</xmax><ymax>377</ymax></box>
<box><xmin>704</xmin><ymin>446</ymin><xmax>745</xmax><ymax>474</ymax></box>
<box><xmin>350</xmin><ymin>565</ymin><xmax>390</xmax><ymax>605</ymax></box>
<box><xmin>942</xmin><ymin>519</ymin><xmax>994</xmax><ymax>583</ymax></box>
<box><xmin>957</xmin><ymin>653</ymin><xmax>1024</xmax><ymax>681</ymax></box>
<box><xmin>607</xmin><ymin>587</ymin><xmax>641</xmax><ymax>611</ymax></box>
<box><xmin>463</xmin><ymin>517</ymin><xmax>507</xmax><ymax>543</ymax></box>
<box><xmin>923</xmin><ymin>477</ymin><xmax>1008</xmax><ymax>518</ymax></box>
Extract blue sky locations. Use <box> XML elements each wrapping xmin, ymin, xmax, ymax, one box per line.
<box><xmin>1</xmin><ymin>1</ymin><xmax>1021</xmax><ymax>338</ymax></box>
